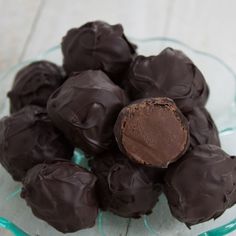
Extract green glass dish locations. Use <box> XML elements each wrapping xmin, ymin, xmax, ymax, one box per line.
<box><xmin>0</xmin><ymin>37</ymin><xmax>236</xmax><ymax>236</ymax></box>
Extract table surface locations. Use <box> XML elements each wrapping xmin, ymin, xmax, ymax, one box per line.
<box><xmin>1</xmin><ymin>1</ymin><xmax>236</xmax><ymax>236</ymax></box>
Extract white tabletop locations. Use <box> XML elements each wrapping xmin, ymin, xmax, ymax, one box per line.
<box><xmin>0</xmin><ymin>1</ymin><xmax>236</xmax><ymax>236</ymax></box>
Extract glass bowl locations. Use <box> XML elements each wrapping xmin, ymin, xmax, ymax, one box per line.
<box><xmin>0</xmin><ymin>37</ymin><xmax>236</xmax><ymax>236</ymax></box>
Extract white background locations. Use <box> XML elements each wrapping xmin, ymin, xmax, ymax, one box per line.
<box><xmin>0</xmin><ymin>1</ymin><xmax>236</xmax><ymax>236</ymax></box>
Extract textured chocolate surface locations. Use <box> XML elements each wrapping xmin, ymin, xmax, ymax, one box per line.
<box><xmin>125</xmin><ymin>48</ymin><xmax>209</xmax><ymax>112</ymax></box>
<box><xmin>90</xmin><ymin>150</ymin><xmax>162</xmax><ymax>218</ymax></box>
<box><xmin>186</xmin><ymin>107</ymin><xmax>220</xmax><ymax>148</ymax></box>
<box><xmin>0</xmin><ymin>106</ymin><xmax>74</xmax><ymax>181</ymax></box>
<box><xmin>21</xmin><ymin>160</ymin><xmax>98</xmax><ymax>233</ymax></box>
<box><xmin>164</xmin><ymin>144</ymin><xmax>236</xmax><ymax>226</ymax></box>
<box><xmin>47</xmin><ymin>70</ymin><xmax>128</xmax><ymax>155</ymax></box>
<box><xmin>8</xmin><ymin>60</ymin><xmax>65</xmax><ymax>113</ymax></box>
<box><xmin>62</xmin><ymin>21</ymin><xmax>136</xmax><ymax>83</ymax></box>
<box><xmin>114</xmin><ymin>97</ymin><xmax>189</xmax><ymax>167</ymax></box>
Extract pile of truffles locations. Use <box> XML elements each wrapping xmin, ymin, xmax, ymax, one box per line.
<box><xmin>0</xmin><ymin>20</ymin><xmax>236</xmax><ymax>233</ymax></box>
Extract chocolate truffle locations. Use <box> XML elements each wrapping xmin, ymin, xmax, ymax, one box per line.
<box><xmin>90</xmin><ymin>151</ymin><xmax>162</xmax><ymax>218</ymax></box>
<box><xmin>186</xmin><ymin>107</ymin><xmax>220</xmax><ymax>148</ymax></box>
<box><xmin>47</xmin><ymin>70</ymin><xmax>128</xmax><ymax>155</ymax></box>
<box><xmin>21</xmin><ymin>160</ymin><xmax>98</xmax><ymax>233</ymax></box>
<box><xmin>164</xmin><ymin>144</ymin><xmax>236</xmax><ymax>226</ymax></box>
<box><xmin>0</xmin><ymin>106</ymin><xmax>74</xmax><ymax>181</ymax></box>
<box><xmin>61</xmin><ymin>21</ymin><xmax>136</xmax><ymax>83</ymax></box>
<box><xmin>114</xmin><ymin>97</ymin><xmax>189</xmax><ymax>167</ymax></box>
<box><xmin>7</xmin><ymin>60</ymin><xmax>65</xmax><ymax>113</ymax></box>
<box><xmin>125</xmin><ymin>48</ymin><xmax>209</xmax><ymax>112</ymax></box>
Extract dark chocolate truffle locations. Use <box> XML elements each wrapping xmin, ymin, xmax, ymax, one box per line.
<box><xmin>0</xmin><ymin>106</ymin><xmax>74</xmax><ymax>181</ymax></box>
<box><xmin>125</xmin><ymin>48</ymin><xmax>209</xmax><ymax>112</ymax></box>
<box><xmin>61</xmin><ymin>21</ymin><xmax>136</xmax><ymax>83</ymax></box>
<box><xmin>114</xmin><ymin>97</ymin><xmax>189</xmax><ymax>167</ymax></box>
<box><xmin>7</xmin><ymin>60</ymin><xmax>65</xmax><ymax>113</ymax></box>
<box><xmin>47</xmin><ymin>70</ymin><xmax>128</xmax><ymax>155</ymax></box>
<box><xmin>21</xmin><ymin>160</ymin><xmax>98</xmax><ymax>233</ymax></box>
<box><xmin>164</xmin><ymin>144</ymin><xmax>236</xmax><ymax>226</ymax></box>
<box><xmin>186</xmin><ymin>107</ymin><xmax>220</xmax><ymax>148</ymax></box>
<box><xmin>90</xmin><ymin>151</ymin><xmax>162</xmax><ymax>218</ymax></box>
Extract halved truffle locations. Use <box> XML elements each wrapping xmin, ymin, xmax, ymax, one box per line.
<box><xmin>114</xmin><ymin>97</ymin><xmax>189</xmax><ymax>167</ymax></box>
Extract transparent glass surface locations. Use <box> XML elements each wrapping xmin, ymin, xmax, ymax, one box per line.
<box><xmin>0</xmin><ymin>37</ymin><xmax>236</xmax><ymax>236</ymax></box>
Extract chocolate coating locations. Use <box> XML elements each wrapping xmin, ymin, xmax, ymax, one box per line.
<box><xmin>125</xmin><ymin>48</ymin><xmax>209</xmax><ymax>112</ymax></box>
<box><xmin>8</xmin><ymin>60</ymin><xmax>65</xmax><ymax>113</ymax></box>
<box><xmin>0</xmin><ymin>106</ymin><xmax>74</xmax><ymax>181</ymax></box>
<box><xmin>186</xmin><ymin>107</ymin><xmax>220</xmax><ymax>148</ymax></box>
<box><xmin>164</xmin><ymin>144</ymin><xmax>236</xmax><ymax>226</ymax></box>
<box><xmin>90</xmin><ymin>151</ymin><xmax>162</xmax><ymax>218</ymax></box>
<box><xmin>21</xmin><ymin>160</ymin><xmax>98</xmax><ymax>233</ymax></box>
<box><xmin>47</xmin><ymin>70</ymin><xmax>128</xmax><ymax>155</ymax></box>
<box><xmin>62</xmin><ymin>21</ymin><xmax>136</xmax><ymax>83</ymax></box>
<box><xmin>114</xmin><ymin>97</ymin><xmax>189</xmax><ymax>167</ymax></box>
